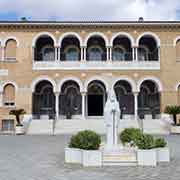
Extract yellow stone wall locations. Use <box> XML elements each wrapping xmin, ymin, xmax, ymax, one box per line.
<box><xmin>0</xmin><ymin>24</ymin><xmax>180</xmax><ymax>127</ymax></box>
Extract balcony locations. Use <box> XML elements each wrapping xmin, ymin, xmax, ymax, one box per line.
<box><xmin>33</xmin><ymin>59</ymin><xmax>160</xmax><ymax>71</ymax></box>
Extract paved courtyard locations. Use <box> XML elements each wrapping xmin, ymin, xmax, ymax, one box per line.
<box><xmin>0</xmin><ymin>135</ymin><xmax>179</xmax><ymax>180</ymax></box>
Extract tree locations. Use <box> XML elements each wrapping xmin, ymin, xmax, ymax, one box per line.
<box><xmin>164</xmin><ymin>105</ymin><xmax>180</xmax><ymax>125</ymax></box>
<box><xmin>9</xmin><ymin>109</ymin><xmax>26</xmax><ymax>126</ymax></box>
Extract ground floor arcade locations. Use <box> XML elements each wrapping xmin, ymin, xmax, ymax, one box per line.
<box><xmin>31</xmin><ymin>77</ymin><xmax>161</xmax><ymax>120</ymax></box>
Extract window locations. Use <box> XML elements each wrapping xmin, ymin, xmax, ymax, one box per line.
<box><xmin>88</xmin><ymin>47</ymin><xmax>103</xmax><ymax>61</ymax></box>
<box><xmin>5</xmin><ymin>39</ymin><xmax>17</xmax><ymax>61</ymax></box>
<box><xmin>138</xmin><ymin>46</ymin><xmax>149</xmax><ymax>61</ymax></box>
<box><xmin>65</xmin><ymin>47</ymin><xmax>79</xmax><ymax>61</ymax></box>
<box><xmin>41</xmin><ymin>46</ymin><xmax>54</xmax><ymax>61</ymax></box>
<box><xmin>3</xmin><ymin>84</ymin><xmax>15</xmax><ymax>107</ymax></box>
<box><xmin>2</xmin><ymin>119</ymin><xmax>14</xmax><ymax>131</ymax></box>
<box><xmin>112</xmin><ymin>47</ymin><xmax>125</xmax><ymax>61</ymax></box>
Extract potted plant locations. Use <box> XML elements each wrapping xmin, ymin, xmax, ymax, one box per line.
<box><xmin>154</xmin><ymin>138</ymin><xmax>170</xmax><ymax>162</ymax></box>
<box><xmin>136</xmin><ymin>134</ymin><xmax>157</xmax><ymax>166</ymax></box>
<box><xmin>9</xmin><ymin>108</ymin><xmax>26</xmax><ymax>135</ymax></box>
<box><xmin>164</xmin><ymin>105</ymin><xmax>180</xmax><ymax>133</ymax></box>
<box><xmin>65</xmin><ymin>130</ymin><xmax>102</xmax><ymax>166</ymax></box>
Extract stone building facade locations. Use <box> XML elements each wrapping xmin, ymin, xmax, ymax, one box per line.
<box><xmin>0</xmin><ymin>21</ymin><xmax>180</xmax><ymax>131</ymax></box>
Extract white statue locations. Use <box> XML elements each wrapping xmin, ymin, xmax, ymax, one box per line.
<box><xmin>104</xmin><ymin>89</ymin><xmax>120</xmax><ymax>150</ymax></box>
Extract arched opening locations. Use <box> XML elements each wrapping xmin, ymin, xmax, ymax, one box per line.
<box><xmin>138</xmin><ymin>35</ymin><xmax>159</xmax><ymax>61</ymax></box>
<box><xmin>3</xmin><ymin>84</ymin><xmax>15</xmax><ymax>106</ymax></box>
<box><xmin>32</xmin><ymin>80</ymin><xmax>55</xmax><ymax>119</ymax></box>
<box><xmin>5</xmin><ymin>39</ymin><xmax>17</xmax><ymax>61</ymax></box>
<box><xmin>112</xmin><ymin>36</ymin><xmax>132</xmax><ymax>61</ymax></box>
<box><xmin>60</xmin><ymin>36</ymin><xmax>80</xmax><ymax>61</ymax></box>
<box><xmin>176</xmin><ymin>39</ymin><xmax>180</xmax><ymax>60</ymax></box>
<box><xmin>59</xmin><ymin>81</ymin><xmax>82</xmax><ymax>119</ymax></box>
<box><xmin>87</xmin><ymin>36</ymin><xmax>106</xmax><ymax>61</ymax></box>
<box><xmin>114</xmin><ymin>80</ymin><xmax>134</xmax><ymax>116</ymax></box>
<box><xmin>34</xmin><ymin>35</ymin><xmax>55</xmax><ymax>61</ymax></box>
<box><xmin>138</xmin><ymin>80</ymin><xmax>160</xmax><ymax>118</ymax></box>
<box><xmin>87</xmin><ymin>80</ymin><xmax>106</xmax><ymax>116</ymax></box>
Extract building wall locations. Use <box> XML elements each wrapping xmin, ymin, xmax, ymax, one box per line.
<box><xmin>0</xmin><ymin>24</ymin><xmax>180</xmax><ymax>127</ymax></box>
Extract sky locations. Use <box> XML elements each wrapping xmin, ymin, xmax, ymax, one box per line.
<box><xmin>0</xmin><ymin>0</ymin><xmax>180</xmax><ymax>21</ymax></box>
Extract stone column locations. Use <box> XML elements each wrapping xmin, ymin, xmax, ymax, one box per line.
<box><xmin>81</xmin><ymin>92</ymin><xmax>86</xmax><ymax>119</ymax></box>
<box><xmin>55</xmin><ymin>92</ymin><xmax>59</xmax><ymax>119</ymax></box>
<box><xmin>1</xmin><ymin>46</ymin><xmax>5</xmax><ymax>61</ymax></box>
<box><xmin>80</xmin><ymin>46</ymin><xmax>84</xmax><ymax>61</ymax></box>
<box><xmin>106</xmin><ymin>47</ymin><xmax>109</xmax><ymax>61</ymax></box>
<box><xmin>134</xmin><ymin>92</ymin><xmax>139</xmax><ymax>120</ymax></box>
<box><xmin>58</xmin><ymin>46</ymin><xmax>61</xmax><ymax>61</ymax></box>
<box><xmin>109</xmin><ymin>46</ymin><xmax>112</xmax><ymax>61</ymax></box>
<box><xmin>83</xmin><ymin>47</ymin><xmax>87</xmax><ymax>61</ymax></box>
<box><xmin>132</xmin><ymin>47</ymin><xmax>135</xmax><ymax>61</ymax></box>
<box><xmin>55</xmin><ymin>46</ymin><xmax>58</xmax><ymax>61</ymax></box>
<box><xmin>135</xmin><ymin>46</ymin><xmax>138</xmax><ymax>61</ymax></box>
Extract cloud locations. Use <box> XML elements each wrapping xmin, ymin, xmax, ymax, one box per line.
<box><xmin>0</xmin><ymin>0</ymin><xmax>180</xmax><ymax>21</ymax></box>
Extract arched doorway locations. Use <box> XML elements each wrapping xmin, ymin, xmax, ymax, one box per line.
<box><xmin>138</xmin><ymin>80</ymin><xmax>160</xmax><ymax>118</ymax></box>
<box><xmin>114</xmin><ymin>80</ymin><xmax>134</xmax><ymax>116</ymax></box>
<box><xmin>59</xmin><ymin>81</ymin><xmax>82</xmax><ymax>119</ymax></box>
<box><xmin>32</xmin><ymin>80</ymin><xmax>55</xmax><ymax>119</ymax></box>
<box><xmin>87</xmin><ymin>80</ymin><xmax>106</xmax><ymax>116</ymax></box>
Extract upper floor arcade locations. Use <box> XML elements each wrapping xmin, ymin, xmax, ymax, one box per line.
<box><xmin>1</xmin><ymin>21</ymin><xmax>180</xmax><ymax>71</ymax></box>
<box><xmin>32</xmin><ymin>31</ymin><xmax>160</xmax><ymax>70</ymax></box>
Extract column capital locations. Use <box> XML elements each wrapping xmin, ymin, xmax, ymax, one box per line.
<box><xmin>81</xmin><ymin>91</ymin><xmax>87</xmax><ymax>95</ymax></box>
<box><xmin>81</xmin><ymin>46</ymin><xmax>87</xmax><ymax>48</ymax></box>
<box><xmin>133</xmin><ymin>91</ymin><xmax>139</xmax><ymax>95</ymax></box>
<box><xmin>54</xmin><ymin>91</ymin><xmax>60</xmax><ymax>95</ymax></box>
<box><xmin>106</xmin><ymin>45</ymin><xmax>112</xmax><ymax>48</ymax></box>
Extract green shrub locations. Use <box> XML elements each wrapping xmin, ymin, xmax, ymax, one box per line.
<box><xmin>69</xmin><ymin>130</ymin><xmax>101</xmax><ymax>150</ymax></box>
<box><xmin>154</xmin><ymin>138</ymin><xmax>167</xmax><ymax>148</ymax></box>
<box><xmin>136</xmin><ymin>134</ymin><xmax>155</xmax><ymax>150</ymax></box>
<box><xmin>120</xmin><ymin>128</ymin><xmax>143</xmax><ymax>146</ymax></box>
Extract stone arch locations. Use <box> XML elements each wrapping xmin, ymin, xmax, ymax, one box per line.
<box><xmin>136</xmin><ymin>32</ymin><xmax>160</xmax><ymax>47</ymax></box>
<box><xmin>84</xmin><ymin>32</ymin><xmax>109</xmax><ymax>47</ymax></box>
<box><xmin>31</xmin><ymin>76</ymin><xmax>57</xmax><ymax>93</ymax></box>
<box><xmin>32</xmin><ymin>32</ymin><xmax>57</xmax><ymax>47</ymax></box>
<box><xmin>59</xmin><ymin>77</ymin><xmax>83</xmax><ymax>93</ymax></box>
<box><xmin>2</xmin><ymin>81</ymin><xmax>18</xmax><ymax>92</ymax></box>
<box><xmin>110</xmin><ymin>32</ymin><xmax>135</xmax><ymax>46</ymax></box>
<box><xmin>112</xmin><ymin>76</ymin><xmax>137</xmax><ymax>92</ymax></box>
<box><xmin>173</xmin><ymin>36</ymin><xmax>180</xmax><ymax>46</ymax></box>
<box><xmin>3</xmin><ymin>36</ymin><xmax>19</xmax><ymax>47</ymax></box>
<box><xmin>137</xmin><ymin>76</ymin><xmax>163</xmax><ymax>92</ymax></box>
<box><xmin>58</xmin><ymin>32</ymin><xmax>83</xmax><ymax>47</ymax></box>
<box><xmin>84</xmin><ymin>76</ymin><xmax>109</xmax><ymax>92</ymax></box>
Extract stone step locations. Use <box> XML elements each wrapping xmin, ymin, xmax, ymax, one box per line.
<box><xmin>103</xmin><ymin>162</ymin><xmax>137</xmax><ymax>166</ymax></box>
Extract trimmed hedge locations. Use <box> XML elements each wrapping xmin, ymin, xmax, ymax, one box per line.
<box><xmin>69</xmin><ymin>130</ymin><xmax>101</xmax><ymax>150</ymax></box>
<box><xmin>120</xmin><ymin>128</ymin><xmax>143</xmax><ymax>146</ymax></box>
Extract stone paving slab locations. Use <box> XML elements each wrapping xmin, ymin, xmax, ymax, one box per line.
<box><xmin>0</xmin><ymin>135</ymin><xmax>179</xmax><ymax>180</ymax></box>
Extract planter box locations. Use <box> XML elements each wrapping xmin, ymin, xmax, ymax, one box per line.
<box><xmin>15</xmin><ymin>126</ymin><xmax>25</xmax><ymax>135</ymax></box>
<box><xmin>82</xmin><ymin>150</ymin><xmax>102</xmax><ymax>167</ymax></box>
<box><xmin>170</xmin><ymin>126</ymin><xmax>180</xmax><ymax>134</ymax></box>
<box><xmin>137</xmin><ymin>149</ymin><xmax>157</xmax><ymax>166</ymax></box>
<box><xmin>65</xmin><ymin>148</ymin><xmax>82</xmax><ymax>164</ymax></box>
<box><xmin>156</xmin><ymin>147</ymin><xmax>170</xmax><ymax>162</ymax></box>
